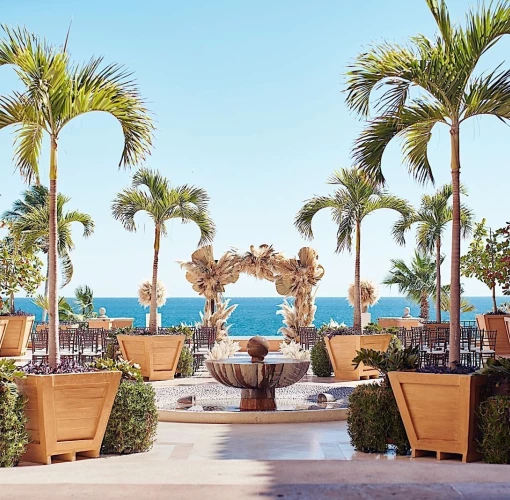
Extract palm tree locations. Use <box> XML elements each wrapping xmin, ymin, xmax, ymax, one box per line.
<box><xmin>74</xmin><ymin>285</ymin><xmax>95</xmax><ymax>318</ymax></box>
<box><xmin>392</xmin><ymin>184</ymin><xmax>473</xmax><ymax>323</ymax></box>
<box><xmin>112</xmin><ymin>168</ymin><xmax>215</xmax><ymax>333</ymax></box>
<box><xmin>3</xmin><ymin>185</ymin><xmax>94</xmax><ymax>321</ymax></box>
<box><xmin>0</xmin><ymin>27</ymin><xmax>153</xmax><ymax>366</ymax></box>
<box><xmin>383</xmin><ymin>251</ymin><xmax>474</xmax><ymax>319</ymax></box>
<box><xmin>295</xmin><ymin>167</ymin><xmax>411</xmax><ymax>329</ymax></box>
<box><xmin>384</xmin><ymin>251</ymin><xmax>437</xmax><ymax>320</ymax></box>
<box><xmin>345</xmin><ymin>0</ymin><xmax>510</xmax><ymax>365</ymax></box>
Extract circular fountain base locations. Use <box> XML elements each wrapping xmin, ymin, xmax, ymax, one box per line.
<box><xmin>241</xmin><ymin>388</ymin><xmax>276</xmax><ymax>411</ymax></box>
<box><xmin>155</xmin><ymin>383</ymin><xmax>352</xmax><ymax>424</ymax></box>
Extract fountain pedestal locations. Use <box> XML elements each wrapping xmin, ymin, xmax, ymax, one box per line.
<box><xmin>205</xmin><ymin>340</ymin><xmax>309</xmax><ymax>412</ymax></box>
<box><xmin>241</xmin><ymin>388</ymin><xmax>276</xmax><ymax>411</ymax></box>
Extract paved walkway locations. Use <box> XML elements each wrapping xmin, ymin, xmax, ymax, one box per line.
<box><xmin>2</xmin><ymin>421</ymin><xmax>510</xmax><ymax>499</ymax></box>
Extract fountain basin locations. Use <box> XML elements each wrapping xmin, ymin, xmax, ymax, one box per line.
<box><xmin>205</xmin><ymin>357</ymin><xmax>310</xmax><ymax>411</ymax></box>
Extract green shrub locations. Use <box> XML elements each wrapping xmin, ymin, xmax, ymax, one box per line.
<box><xmin>101</xmin><ymin>380</ymin><xmax>158</xmax><ymax>455</ymax></box>
<box><xmin>0</xmin><ymin>360</ymin><xmax>28</xmax><ymax>467</ymax></box>
<box><xmin>347</xmin><ymin>383</ymin><xmax>410</xmax><ymax>455</ymax></box>
<box><xmin>478</xmin><ymin>395</ymin><xmax>510</xmax><ymax>464</ymax></box>
<box><xmin>177</xmin><ymin>345</ymin><xmax>194</xmax><ymax>377</ymax></box>
<box><xmin>310</xmin><ymin>337</ymin><xmax>332</xmax><ymax>377</ymax></box>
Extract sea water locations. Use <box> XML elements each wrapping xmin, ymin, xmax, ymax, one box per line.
<box><xmin>14</xmin><ymin>296</ymin><xmax>502</xmax><ymax>337</ymax></box>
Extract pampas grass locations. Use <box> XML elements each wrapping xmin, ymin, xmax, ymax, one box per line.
<box><xmin>279</xmin><ymin>340</ymin><xmax>310</xmax><ymax>361</ymax></box>
<box><xmin>200</xmin><ymin>298</ymin><xmax>238</xmax><ymax>340</ymax></box>
<box><xmin>205</xmin><ymin>337</ymin><xmax>241</xmax><ymax>360</ymax></box>
<box><xmin>347</xmin><ymin>280</ymin><xmax>379</xmax><ymax>312</ymax></box>
<box><xmin>138</xmin><ymin>280</ymin><xmax>167</xmax><ymax>308</ymax></box>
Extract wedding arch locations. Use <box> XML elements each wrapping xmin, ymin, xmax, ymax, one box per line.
<box><xmin>179</xmin><ymin>244</ymin><xmax>324</xmax><ymax>340</ymax></box>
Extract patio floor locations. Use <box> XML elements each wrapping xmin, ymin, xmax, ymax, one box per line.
<box><xmin>2</xmin><ymin>420</ymin><xmax>510</xmax><ymax>499</ymax></box>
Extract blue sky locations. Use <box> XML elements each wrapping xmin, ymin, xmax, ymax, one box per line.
<box><xmin>0</xmin><ymin>0</ymin><xmax>509</xmax><ymax>298</ymax></box>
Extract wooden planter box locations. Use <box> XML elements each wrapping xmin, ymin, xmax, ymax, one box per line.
<box><xmin>476</xmin><ymin>314</ymin><xmax>510</xmax><ymax>356</ymax></box>
<box><xmin>16</xmin><ymin>371</ymin><xmax>121</xmax><ymax>465</ymax></box>
<box><xmin>0</xmin><ymin>315</ymin><xmax>35</xmax><ymax>357</ymax></box>
<box><xmin>0</xmin><ymin>318</ymin><xmax>7</xmax><ymax>348</ymax></box>
<box><xmin>117</xmin><ymin>334</ymin><xmax>185</xmax><ymax>381</ymax></box>
<box><xmin>388</xmin><ymin>371</ymin><xmax>487</xmax><ymax>463</ymax></box>
<box><xmin>325</xmin><ymin>334</ymin><xmax>391</xmax><ymax>381</ymax></box>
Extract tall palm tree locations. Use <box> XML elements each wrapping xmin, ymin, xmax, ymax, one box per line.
<box><xmin>3</xmin><ymin>185</ymin><xmax>94</xmax><ymax>321</ymax></box>
<box><xmin>112</xmin><ymin>168</ymin><xmax>216</xmax><ymax>333</ymax></box>
<box><xmin>383</xmin><ymin>250</ymin><xmax>474</xmax><ymax>319</ymax></box>
<box><xmin>295</xmin><ymin>167</ymin><xmax>411</xmax><ymax>329</ymax></box>
<box><xmin>345</xmin><ymin>0</ymin><xmax>510</xmax><ymax>365</ymax></box>
<box><xmin>392</xmin><ymin>184</ymin><xmax>473</xmax><ymax>322</ymax></box>
<box><xmin>0</xmin><ymin>27</ymin><xmax>153</xmax><ymax>366</ymax></box>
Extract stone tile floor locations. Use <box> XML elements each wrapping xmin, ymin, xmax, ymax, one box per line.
<box><xmin>3</xmin><ymin>421</ymin><xmax>510</xmax><ymax>499</ymax></box>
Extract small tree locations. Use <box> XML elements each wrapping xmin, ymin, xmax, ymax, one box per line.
<box><xmin>461</xmin><ymin>220</ymin><xmax>510</xmax><ymax>313</ymax></box>
<box><xmin>0</xmin><ymin>235</ymin><xmax>44</xmax><ymax>313</ymax></box>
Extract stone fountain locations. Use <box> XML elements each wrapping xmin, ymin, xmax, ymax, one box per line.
<box><xmin>205</xmin><ymin>336</ymin><xmax>310</xmax><ymax>411</ymax></box>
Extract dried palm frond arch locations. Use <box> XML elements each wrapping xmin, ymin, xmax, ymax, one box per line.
<box><xmin>179</xmin><ymin>244</ymin><xmax>324</xmax><ymax>340</ymax></box>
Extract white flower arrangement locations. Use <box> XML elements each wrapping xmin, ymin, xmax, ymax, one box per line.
<box><xmin>279</xmin><ymin>340</ymin><xmax>310</xmax><ymax>361</ymax></box>
<box><xmin>205</xmin><ymin>337</ymin><xmax>242</xmax><ymax>361</ymax></box>
<box><xmin>326</xmin><ymin>319</ymin><xmax>347</xmax><ymax>329</ymax></box>
<box><xmin>138</xmin><ymin>280</ymin><xmax>167</xmax><ymax>308</ymax></box>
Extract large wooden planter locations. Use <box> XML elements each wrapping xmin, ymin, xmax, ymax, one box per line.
<box><xmin>476</xmin><ymin>314</ymin><xmax>510</xmax><ymax>356</ymax></box>
<box><xmin>324</xmin><ymin>334</ymin><xmax>391</xmax><ymax>381</ymax></box>
<box><xmin>388</xmin><ymin>372</ymin><xmax>487</xmax><ymax>463</ymax></box>
<box><xmin>118</xmin><ymin>334</ymin><xmax>185</xmax><ymax>381</ymax></box>
<box><xmin>0</xmin><ymin>315</ymin><xmax>35</xmax><ymax>356</ymax></box>
<box><xmin>0</xmin><ymin>318</ymin><xmax>7</xmax><ymax>348</ymax></box>
<box><xmin>16</xmin><ymin>371</ymin><xmax>121</xmax><ymax>465</ymax></box>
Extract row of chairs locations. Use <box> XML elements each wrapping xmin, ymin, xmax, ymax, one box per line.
<box><xmin>395</xmin><ymin>326</ymin><xmax>497</xmax><ymax>368</ymax></box>
<box><xmin>31</xmin><ymin>328</ymin><xmax>113</xmax><ymax>363</ymax></box>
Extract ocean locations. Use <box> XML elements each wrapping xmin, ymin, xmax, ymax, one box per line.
<box><xmin>13</xmin><ymin>296</ymin><xmax>504</xmax><ymax>336</ymax></box>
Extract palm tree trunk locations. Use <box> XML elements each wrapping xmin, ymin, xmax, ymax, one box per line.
<box><xmin>353</xmin><ymin>221</ymin><xmax>362</xmax><ymax>330</ymax></box>
<box><xmin>420</xmin><ymin>292</ymin><xmax>430</xmax><ymax>321</ymax></box>
<box><xmin>449</xmin><ymin>125</ymin><xmax>461</xmax><ymax>367</ymax></box>
<box><xmin>149</xmin><ymin>224</ymin><xmax>161</xmax><ymax>333</ymax></box>
<box><xmin>492</xmin><ymin>285</ymin><xmax>498</xmax><ymax>314</ymax></box>
<box><xmin>42</xmin><ymin>254</ymin><xmax>50</xmax><ymax>323</ymax></box>
<box><xmin>435</xmin><ymin>238</ymin><xmax>442</xmax><ymax>323</ymax></box>
<box><xmin>48</xmin><ymin>136</ymin><xmax>60</xmax><ymax>368</ymax></box>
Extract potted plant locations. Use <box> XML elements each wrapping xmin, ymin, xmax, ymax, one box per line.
<box><xmin>347</xmin><ymin>280</ymin><xmax>379</xmax><ymax>329</ymax></box>
<box><xmin>15</xmin><ymin>360</ymin><xmax>121</xmax><ymax>465</ymax></box>
<box><xmin>461</xmin><ymin>220</ymin><xmax>510</xmax><ymax>355</ymax></box>
<box><xmin>322</xmin><ymin>321</ymin><xmax>392</xmax><ymax>381</ymax></box>
<box><xmin>116</xmin><ymin>320</ymin><xmax>188</xmax><ymax>381</ymax></box>
<box><xmin>348</xmin><ymin>346</ymin><xmax>419</xmax><ymax>455</ymax></box>
<box><xmin>0</xmin><ymin>235</ymin><xmax>44</xmax><ymax>356</ymax></box>
<box><xmin>388</xmin><ymin>365</ymin><xmax>486</xmax><ymax>463</ymax></box>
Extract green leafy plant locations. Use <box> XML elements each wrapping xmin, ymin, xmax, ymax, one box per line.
<box><xmin>89</xmin><ymin>359</ymin><xmax>158</xmax><ymax>455</ymax></box>
<box><xmin>353</xmin><ymin>346</ymin><xmax>420</xmax><ymax>385</ymax></box>
<box><xmin>89</xmin><ymin>358</ymin><xmax>143</xmax><ymax>382</ymax></box>
<box><xmin>461</xmin><ymin>220</ymin><xmax>510</xmax><ymax>313</ymax></box>
<box><xmin>347</xmin><ymin>383</ymin><xmax>410</xmax><ymax>455</ymax></box>
<box><xmin>478</xmin><ymin>357</ymin><xmax>510</xmax><ymax>394</ymax></box>
<box><xmin>363</xmin><ymin>322</ymin><xmax>382</xmax><ymax>334</ymax></box>
<box><xmin>310</xmin><ymin>337</ymin><xmax>332</xmax><ymax>377</ymax></box>
<box><xmin>101</xmin><ymin>380</ymin><xmax>158</xmax><ymax>455</ymax></box>
<box><xmin>0</xmin><ymin>235</ymin><xmax>44</xmax><ymax>313</ymax></box>
<box><xmin>177</xmin><ymin>345</ymin><xmax>194</xmax><ymax>377</ymax></box>
<box><xmin>478</xmin><ymin>395</ymin><xmax>510</xmax><ymax>464</ymax></box>
<box><xmin>0</xmin><ymin>359</ymin><xmax>28</xmax><ymax>467</ymax></box>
